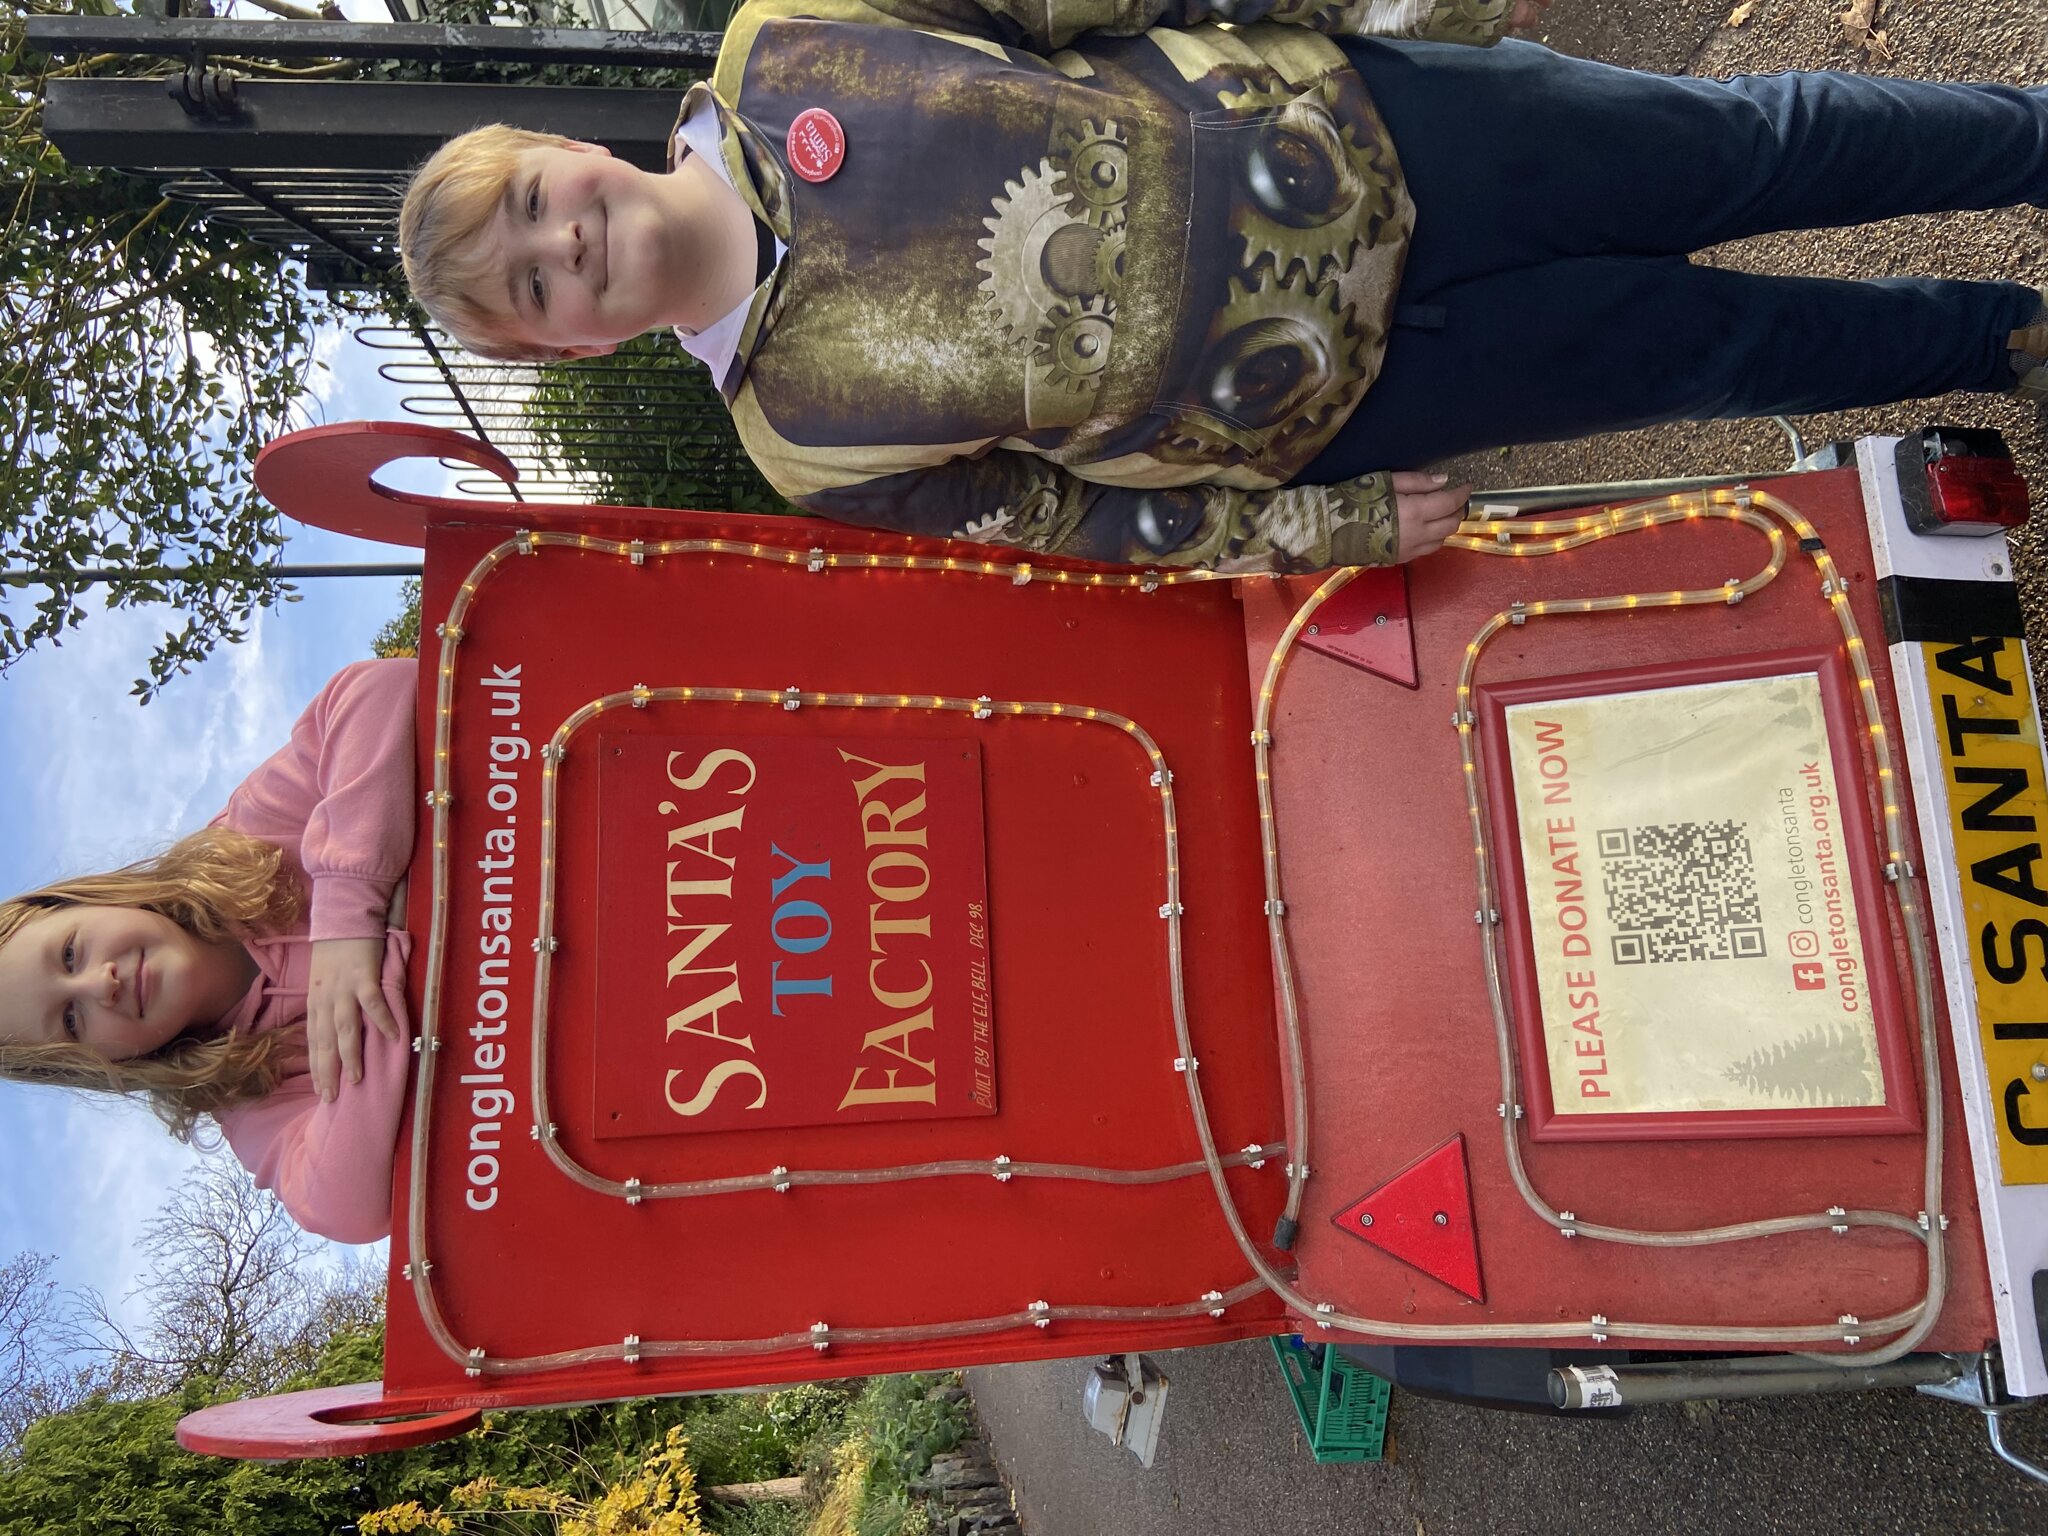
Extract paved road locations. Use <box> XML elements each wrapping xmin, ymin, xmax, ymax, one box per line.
<box><xmin>969</xmin><ymin>1345</ymin><xmax>2047</xmax><ymax>1533</ymax></box>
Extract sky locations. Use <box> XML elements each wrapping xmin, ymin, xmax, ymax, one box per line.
<box><xmin>0</xmin><ymin>320</ymin><xmax>437</xmax><ymax>1326</ymax></box>
<box><xmin>0</xmin><ymin>0</ymin><xmax>592</xmax><ymax>1334</ymax></box>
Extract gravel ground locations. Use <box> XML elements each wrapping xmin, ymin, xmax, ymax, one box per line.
<box><xmin>1439</xmin><ymin>0</ymin><xmax>2048</xmax><ymax>650</ymax></box>
<box><xmin>969</xmin><ymin>4</ymin><xmax>2048</xmax><ymax>1530</ymax></box>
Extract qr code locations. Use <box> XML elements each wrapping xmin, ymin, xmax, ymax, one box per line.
<box><xmin>1599</xmin><ymin>821</ymin><xmax>1766</xmax><ymax>965</ymax></box>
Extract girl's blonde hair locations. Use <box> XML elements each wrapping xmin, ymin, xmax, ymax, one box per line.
<box><xmin>0</xmin><ymin>827</ymin><xmax>303</xmax><ymax>1141</ymax></box>
<box><xmin>399</xmin><ymin>123</ymin><xmax>577</xmax><ymax>361</ymax></box>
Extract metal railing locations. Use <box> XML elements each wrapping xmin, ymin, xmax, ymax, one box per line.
<box><xmin>355</xmin><ymin>327</ymin><xmax>774</xmax><ymax>508</ymax></box>
<box><xmin>31</xmin><ymin>13</ymin><xmax>769</xmax><ymax>509</ymax></box>
<box><xmin>155</xmin><ymin>168</ymin><xmax>407</xmax><ymax>285</ymax></box>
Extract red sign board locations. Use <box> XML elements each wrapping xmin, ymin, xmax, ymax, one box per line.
<box><xmin>593</xmin><ymin>731</ymin><xmax>995</xmax><ymax>1136</ymax></box>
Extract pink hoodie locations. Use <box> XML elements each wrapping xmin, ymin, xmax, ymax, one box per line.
<box><xmin>211</xmin><ymin>658</ymin><xmax>417</xmax><ymax>1244</ymax></box>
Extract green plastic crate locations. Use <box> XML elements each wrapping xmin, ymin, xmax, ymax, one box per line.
<box><xmin>1270</xmin><ymin>1336</ymin><xmax>1392</xmax><ymax>1463</ymax></box>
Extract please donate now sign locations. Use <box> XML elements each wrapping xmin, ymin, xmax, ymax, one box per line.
<box><xmin>593</xmin><ymin>732</ymin><xmax>996</xmax><ymax>1137</ymax></box>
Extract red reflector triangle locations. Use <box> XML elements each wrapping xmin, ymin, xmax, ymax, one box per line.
<box><xmin>1296</xmin><ymin>565</ymin><xmax>1419</xmax><ymax>688</ymax></box>
<box><xmin>1330</xmin><ymin>1133</ymin><xmax>1483</xmax><ymax>1302</ymax></box>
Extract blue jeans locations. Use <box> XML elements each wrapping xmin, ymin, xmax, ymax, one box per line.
<box><xmin>1306</xmin><ymin>39</ymin><xmax>2048</xmax><ymax>476</ymax></box>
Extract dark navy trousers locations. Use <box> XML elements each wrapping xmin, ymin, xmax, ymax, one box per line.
<box><xmin>1306</xmin><ymin>39</ymin><xmax>2048</xmax><ymax>477</ymax></box>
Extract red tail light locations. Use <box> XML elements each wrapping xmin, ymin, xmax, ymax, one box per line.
<box><xmin>1897</xmin><ymin>426</ymin><xmax>2031</xmax><ymax>536</ymax></box>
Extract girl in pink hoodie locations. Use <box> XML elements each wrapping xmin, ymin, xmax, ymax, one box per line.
<box><xmin>0</xmin><ymin>659</ymin><xmax>418</xmax><ymax>1243</ymax></box>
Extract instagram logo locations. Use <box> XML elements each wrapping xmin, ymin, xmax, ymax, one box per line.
<box><xmin>1788</xmin><ymin>930</ymin><xmax>1820</xmax><ymax>958</ymax></box>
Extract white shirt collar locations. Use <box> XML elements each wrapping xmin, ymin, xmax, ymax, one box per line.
<box><xmin>671</xmin><ymin>101</ymin><xmax>785</xmax><ymax>382</ymax></box>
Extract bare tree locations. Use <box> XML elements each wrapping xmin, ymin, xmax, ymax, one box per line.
<box><xmin>0</xmin><ymin>1252</ymin><xmax>74</xmax><ymax>1450</ymax></box>
<box><xmin>69</xmin><ymin>1155</ymin><xmax>384</xmax><ymax>1397</ymax></box>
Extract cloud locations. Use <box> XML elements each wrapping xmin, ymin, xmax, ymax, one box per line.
<box><xmin>60</xmin><ymin>1098</ymin><xmax>207</xmax><ymax>1331</ymax></box>
<box><xmin>300</xmin><ymin>320</ymin><xmax>355</xmax><ymax>413</ymax></box>
<box><xmin>0</xmin><ymin>527</ymin><xmax>405</xmax><ymax>1322</ymax></box>
<box><xmin>0</xmin><ymin>599</ymin><xmax>297</xmax><ymax>889</ymax></box>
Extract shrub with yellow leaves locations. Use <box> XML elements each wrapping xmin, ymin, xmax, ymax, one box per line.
<box><xmin>360</xmin><ymin>1428</ymin><xmax>705</xmax><ymax>1536</ymax></box>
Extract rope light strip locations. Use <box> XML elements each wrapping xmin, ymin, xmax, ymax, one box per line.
<box><xmin>405</xmin><ymin>499</ymin><xmax>1946</xmax><ymax>1379</ymax></box>
<box><xmin>1245</xmin><ymin>489</ymin><xmax>1944</xmax><ymax>1364</ymax></box>
<box><xmin>524</xmin><ymin>680</ymin><xmax>1288</xmax><ymax>1204</ymax></box>
<box><xmin>409</xmin><ymin>532</ymin><xmax>1275</xmax><ymax>1376</ymax></box>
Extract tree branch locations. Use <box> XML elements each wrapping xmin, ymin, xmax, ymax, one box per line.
<box><xmin>37</xmin><ymin>240</ymin><xmax>267</xmax><ymax>334</ymax></box>
<box><xmin>232</xmin><ymin>0</ymin><xmax>340</xmax><ymax>20</ymax></box>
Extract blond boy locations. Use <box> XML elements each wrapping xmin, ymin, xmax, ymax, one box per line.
<box><xmin>402</xmin><ymin>0</ymin><xmax>2048</xmax><ymax>572</ymax></box>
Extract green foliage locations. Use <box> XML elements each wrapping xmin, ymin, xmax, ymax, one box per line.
<box><xmin>0</xmin><ymin>0</ymin><xmax>778</xmax><ymax>698</ymax></box>
<box><xmin>761</xmin><ymin>1380</ymin><xmax>856</xmax><ymax>1454</ymax></box>
<box><xmin>847</xmin><ymin>1376</ymin><xmax>969</xmax><ymax>1519</ymax></box>
<box><xmin>524</xmin><ymin>335</ymin><xmax>798</xmax><ymax>516</ymax></box>
<box><xmin>680</xmin><ymin>1381</ymin><xmax>856</xmax><ymax>1489</ymax></box>
<box><xmin>808</xmin><ymin>1375</ymin><xmax>969</xmax><ymax>1536</ymax></box>
<box><xmin>680</xmin><ymin>1397</ymin><xmax>799</xmax><ymax>1489</ymax></box>
<box><xmin>0</xmin><ymin>1</ymin><xmax>353</xmax><ymax>700</ymax></box>
<box><xmin>0</xmin><ymin>1345</ymin><xmax>709</xmax><ymax>1536</ymax></box>
<box><xmin>704</xmin><ymin>1497</ymin><xmax>810</xmax><ymax>1536</ymax></box>
<box><xmin>373</xmin><ymin>577</ymin><xmax>424</xmax><ymax>658</ymax></box>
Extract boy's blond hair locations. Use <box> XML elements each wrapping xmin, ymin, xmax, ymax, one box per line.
<box><xmin>399</xmin><ymin>124</ymin><xmax>576</xmax><ymax>361</ymax></box>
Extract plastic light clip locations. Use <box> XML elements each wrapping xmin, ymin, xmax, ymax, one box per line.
<box><xmin>1028</xmin><ymin>1301</ymin><xmax>1052</xmax><ymax>1329</ymax></box>
<box><xmin>811</xmin><ymin>1322</ymin><xmax>832</xmax><ymax>1352</ymax></box>
<box><xmin>1828</xmin><ymin>1204</ymin><xmax>1849</xmax><ymax>1236</ymax></box>
<box><xmin>623</xmin><ymin>1178</ymin><xmax>643</xmax><ymax>1206</ymax></box>
<box><xmin>623</xmin><ymin>1334</ymin><xmax>642</xmax><ymax>1364</ymax></box>
<box><xmin>1203</xmin><ymin>1290</ymin><xmax>1226</xmax><ymax>1318</ymax></box>
<box><xmin>992</xmin><ymin>1155</ymin><xmax>1014</xmax><ymax>1183</ymax></box>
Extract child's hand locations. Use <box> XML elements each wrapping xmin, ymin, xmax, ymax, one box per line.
<box><xmin>307</xmin><ymin>937</ymin><xmax>400</xmax><ymax>1102</ymax></box>
<box><xmin>1391</xmin><ymin>471</ymin><xmax>1473</xmax><ymax>562</ymax></box>
<box><xmin>1509</xmin><ymin>0</ymin><xmax>1552</xmax><ymax>29</ymax></box>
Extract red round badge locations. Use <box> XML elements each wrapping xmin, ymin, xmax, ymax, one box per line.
<box><xmin>786</xmin><ymin>107</ymin><xmax>847</xmax><ymax>183</ymax></box>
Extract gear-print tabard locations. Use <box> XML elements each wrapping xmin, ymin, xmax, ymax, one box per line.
<box><xmin>700</xmin><ymin>0</ymin><xmax>1515</xmax><ymax>572</ymax></box>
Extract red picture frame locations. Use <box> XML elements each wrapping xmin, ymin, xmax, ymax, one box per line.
<box><xmin>1475</xmin><ymin>647</ymin><xmax>1921</xmax><ymax>1142</ymax></box>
